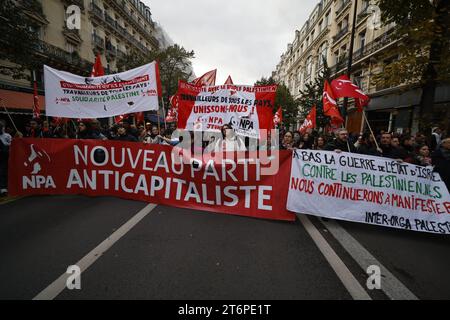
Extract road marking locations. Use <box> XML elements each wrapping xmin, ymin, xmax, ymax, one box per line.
<box><xmin>298</xmin><ymin>214</ymin><xmax>371</xmax><ymax>300</ymax></box>
<box><xmin>0</xmin><ymin>196</ymin><xmax>24</xmax><ymax>205</ymax></box>
<box><xmin>33</xmin><ymin>203</ymin><xmax>157</xmax><ymax>300</ymax></box>
<box><xmin>319</xmin><ymin>219</ymin><xmax>418</xmax><ymax>300</ymax></box>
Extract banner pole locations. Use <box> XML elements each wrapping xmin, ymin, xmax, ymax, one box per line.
<box><xmin>362</xmin><ymin>110</ymin><xmax>380</xmax><ymax>151</ymax></box>
<box><xmin>0</xmin><ymin>99</ymin><xmax>20</xmax><ymax>134</ymax></box>
<box><xmin>161</xmin><ymin>96</ymin><xmax>167</xmax><ymax>129</ymax></box>
<box><xmin>157</xmin><ymin>108</ymin><xmax>161</xmax><ymax>133</ymax></box>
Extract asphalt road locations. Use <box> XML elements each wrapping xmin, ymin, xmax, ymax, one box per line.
<box><xmin>0</xmin><ymin>195</ymin><xmax>449</xmax><ymax>300</ymax></box>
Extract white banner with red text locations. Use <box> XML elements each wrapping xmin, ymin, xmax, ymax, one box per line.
<box><xmin>287</xmin><ymin>150</ymin><xmax>450</xmax><ymax>234</ymax></box>
<box><xmin>177</xmin><ymin>81</ymin><xmax>276</xmax><ymax>139</ymax></box>
<box><xmin>44</xmin><ymin>62</ymin><xmax>161</xmax><ymax>118</ymax></box>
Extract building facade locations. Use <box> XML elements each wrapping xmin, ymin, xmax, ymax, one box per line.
<box><xmin>0</xmin><ymin>0</ymin><xmax>161</xmax><ymax>118</ymax></box>
<box><xmin>273</xmin><ymin>0</ymin><xmax>450</xmax><ymax>134</ymax></box>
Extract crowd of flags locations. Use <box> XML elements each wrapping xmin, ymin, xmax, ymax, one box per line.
<box><xmin>31</xmin><ymin>53</ymin><xmax>370</xmax><ymax>131</ymax></box>
<box><xmin>299</xmin><ymin>74</ymin><xmax>370</xmax><ymax>133</ymax></box>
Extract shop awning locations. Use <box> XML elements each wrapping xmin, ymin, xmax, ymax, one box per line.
<box><xmin>0</xmin><ymin>89</ymin><xmax>45</xmax><ymax>111</ymax></box>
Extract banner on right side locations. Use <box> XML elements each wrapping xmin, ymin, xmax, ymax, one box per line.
<box><xmin>287</xmin><ymin>150</ymin><xmax>450</xmax><ymax>235</ymax></box>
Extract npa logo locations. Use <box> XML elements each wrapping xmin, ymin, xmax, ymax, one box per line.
<box><xmin>142</xmin><ymin>89</ymin><xmax>157</xmax><ymax>97</ymax></box>
<box><xmin>22</xmin><ymin>144</ymin><xmax>56</xmax><ymax>189</ymax></box>
<box><xmin>55</xmin><ymin>97</ymin><xmax>71</xmax><ymax>105</ymax></box>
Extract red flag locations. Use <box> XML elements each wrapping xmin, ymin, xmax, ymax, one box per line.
<box><xmin>135</xmin><ymin>112</ymin><xmax>144</xmax><ymax>125</ymax></box>
<box><xmin>323</xmin><ymin>80</ymin><xmax>344</xmax><ymax>126</ymax></box>
<box><xmin>330</xmin><ymin>75</ymin><xmax>370</xmax><ymax>111</ymax></box>
<box><xmin>224</xmin><ymin>75</ymin><xmax>234</xmax><ymax>85</ymax></box>
<box><xmin>90</xmin><ymin>53</ymin><xmax>105</xmax><ymax>77</ymax></box>
<box><xmin>114</xmin><ymin>114</ymin><xmax>129</xmax><ymax>123</ymax></box>
<box><xmin>273</xmin><ymin>107</ymin><xmax>283</xmax><ymax>127</ymax></box>
<box><xmin>166</xmin><ymin>94</ymin><xmax>179</xmax><ymax>122</ymax></box>
<box><xmin>299</xmin><ymin>106</ymin><xmax>316</xmax><ymax>134</ymax></box>
<box><xmin>32</xmin><ymin>79</ymin><xmax>41</xmax><ymax>119</ymax></box>
<box><xmin>165</xmin><ymin>107</ymin><xmax>177</xmax><ymax>123</ymax></box>
<box><xmin>192</xmin><ymin>69</ymin><xmax>217</xmax><ymax>86</ymax></box>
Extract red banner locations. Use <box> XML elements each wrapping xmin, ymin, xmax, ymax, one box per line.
<box><xmin>9</xmin><ymin>139</ymin><xmax>295</xmax><ymax>222</ymax></box>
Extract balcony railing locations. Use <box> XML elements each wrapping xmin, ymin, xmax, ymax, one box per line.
<box><xmin>90</xmin><ymin>3</ymin><xmax>104</xmax><ymax>20</ymax></box>
<box><xmin>106</xmin><ymin>43</ymin><xmax>117</xmax><ymax>56</ymax></box>
<box><xmin>356</xmin><ymin>5</ymin><xmax>370</xmax><ymax>24</ymax></box>
<box><xmin>333</xmin><ymin>25</ymin><xmax>349</xmax><ymax>43</ymax></box>
<box><xmin>352</xmin><ymin>32</ymin><xmax>394</xmax><ymax>61</ymax></box>
<box><xmin>117</xmin><ymin>50</ymin><xmax>127</xmax><ymax>59</ymax></box>
<box><xmin>34</xmin><ymin>40</ymin><xmax>91</xmax><ymax>71</ymax></box>
<box><xmin>92</xmin><ymin>34</ymin><xmax>105</xmax><ymax>49</ymax></box>
<box><xmin>107</xmin><ymin>0</ymin><xmax>158</xmax><ymax>49</ymax></box>
<box><xmin>89</xmin><ymin>2</ymin><xmax>153</xmax><ymax>54</ymax></box>
<box><xmin>105</xmin><ymin>13</ymin><xmax>116</xmax><ymax>26</ymax></box>
<box><xmin>62</xmin><ymin>26</ymin><xmax>82</xmax><ymax>44</ymax></box>
<box><xmin>335</xmin><ymin>0</ymin><xmax>351</xmax><ymax>17</ymax></box>
<box><xmin>329</xmin><ymin>31</ymin><xmax>395</xmax><ymax>75</ymax></box>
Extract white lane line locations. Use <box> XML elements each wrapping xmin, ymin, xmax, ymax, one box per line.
<box><xmin>298</xmin><ymin>214</ymin><xmax>371</xmax><ymax>300</ymax></box>
<box><xmin>320</xmin><ymin>219</ymin><xmax>418</xmax><ymax>300</ymax></box>
<box><xmin>33</xmin><ymin>203</ymin><xmax>157</xmax><ymax>300</ymax></box>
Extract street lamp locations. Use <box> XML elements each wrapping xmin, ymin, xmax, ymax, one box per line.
<box><xmin>342</xmin><ymin>0</ymin><xmax>359</xmax><ymax>120</ymax></box>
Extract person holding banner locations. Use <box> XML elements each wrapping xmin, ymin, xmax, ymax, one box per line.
<box><xmin>114</xmin><ymin>125</ymin><xmax>138</xmax><ymax>142</ymax></box>
<box><xmin>210</xmin><ymin>124</ymin><xmax>246</xmax><ymax>152</ymax></box>
<box><xmin>413</xmin><ymin>144</ymin><xmax>433</xmax><ymax>167</ymax></box>
<box><xmin>281</xmin><ymin>131</ymin><xmax>295</xmax><ymax>150</ymax></box>
<box><xmin>314</xmin><ymin>135</ymin><xmax>327</xmax><ymax>151</ymax></box>
<box><xmin>0</xmin><ymin>120</ymin><xmax>12</xmax><ymax>196</ymax></box>
<box><xmin>76</xmin><ymin>121</ymin><xmax>98</xmax><ymax>140</ymax></box>
<box><xmin>143</xmin><ymin>126</ymin><xmax>162</xmax><ymax>145</ymax></box>
<box><xmin>24</xmin><ymin>119</ymin><xmax>43</xmax><ymax>138</ymax></box>
<box><xmin>324</xmin><ymin>128</ymin><xmax>356</xmax><ymax>153</ymax></box>
<box><xmin>432</xmin><ymin>137</ymin><xmax>450</xmax><ymax>190</ymax></box>
<box><xmin>379</xmin><ymin>132</ymin><xmax>405</xmax><ymax>160</ymax></box>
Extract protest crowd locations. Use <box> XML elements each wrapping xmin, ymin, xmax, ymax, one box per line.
<box><xmin>1</xmin><ymin>116</ymin><xmax>449</xmax><ymax>197</ymax></box>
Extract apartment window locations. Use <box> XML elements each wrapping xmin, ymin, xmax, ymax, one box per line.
<box><xmin>324</xmin><ymin>11</ymin><xmax>330</xmax><ymax>26</ymax></box>
<box><xmin>306</xmin><ymin>56</ymin><xmax>313</xmax><ymax>76</ymax></box>
<box><xmin>359</xmin><ymin>31</ymin><xmax>366</xmax><ymax>50</ymax></box>
<box><xmin>342</xmin><ymin>17</ymin><xmax>349</xmax><ymax>29</ymax></box>
<box><xmin>65</xmin><ymin>42</ymin><xmax>76</xmax><ymax>53</ymax></box>
<box><xmin>353</xmin><ymin>71</ymin><xmax>364</xmax><ymax>90</ymax></box>
<box><xmin>318</xmin><ymin>42</ymin><xmax>328</xmax><ymax>67</ymax></box>
<box><xmin>361</xmin><ymin>0</ymin><xmax>369</xmax><ymax>10</ymax></box>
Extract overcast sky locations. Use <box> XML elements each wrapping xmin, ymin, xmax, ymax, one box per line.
<box><xmin>143</xmin><ymin>0</ymin><xmax>318</xmax><ymax>85</ymax></box>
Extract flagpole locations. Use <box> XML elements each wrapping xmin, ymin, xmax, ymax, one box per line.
<box><xmin>342</xmin><ymin>0</ymin><xmax>359</xmax><ymax>123</ymax></box>
<box><xmin>362</xmin><ymin>110</ymin><xmax>380</xmax><ymax>151</ymax></box>
<box><xmin>0</xmin><ymin>99</ymin><xmax>20</xmax><ymax>134</ymax></box>
<box><xmin>161</xmin><ymin>96</ymin><xmax>167</xmax><ymax>129</ymax></box>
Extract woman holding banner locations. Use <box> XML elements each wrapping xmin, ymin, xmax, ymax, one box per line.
<box><xmin>211</xmin><ymin>124</ymin><xmax>246</xmax><ymax>152</ymax></box>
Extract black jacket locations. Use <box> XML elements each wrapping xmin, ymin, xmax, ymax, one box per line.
<box><xmin>379</xmin><ymin>145</ymin><xmax>405</xmax><ymax>160</ymax></box>
<box><xmin>432</xmin><ymin>148</ymin><xmax>450</xmax><ymax>191</ymax></box>
<box><xmin>114</xmin><ymin>134</ymin><xmax>138</xmax><ymax>142</ymax></box>
<box><xmin>324</xmin><ymin>139</ymin><xmax>357</xmax><ymax>153</ymax></box>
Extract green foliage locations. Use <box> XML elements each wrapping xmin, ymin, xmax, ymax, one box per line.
<box><xmin>117</xmin><ymin>44</ymin><xmax>195</xmax><ymax>103</ymax></box>
<box><xmin>297</xmin><ymin>58</ymin><xmax>332</xmax><ymax>130</ymax></box>
<box><xmin>373</xmin><ymin>0</ymin><xmax>450</xmax><ymax>88</ymax></box>
<box><xmin>254</xmin><ymin>77</ymin><xmax>299</xmax><ymax>128</ymax></box>
<box><xmin>0</xmin><ymin>0</ymin><xmax>45</xmax><ymax>79</ymax></box>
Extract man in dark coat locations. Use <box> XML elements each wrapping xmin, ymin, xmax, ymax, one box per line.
<box><xmin>432</xmin><ymin>137</ymin><xmax>450</xmax><ymax>192</ymax></box>
<box><xmin>324</xmin><ymin>128</ymin><xmax>357</xmax><ymax>153</ymax></box>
